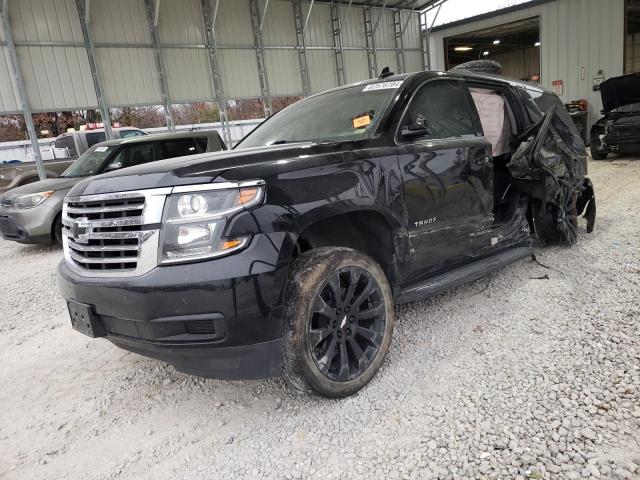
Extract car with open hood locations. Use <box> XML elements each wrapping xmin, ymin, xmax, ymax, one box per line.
<box><xmin>0</xmin><ymin>131</ymin><xmax>225</xmax><ymax>245</ymax></box>
<box><xmin>57</xmin><ymin>68</ymin><xmax>596</xmax><ymax>398</ymax></box>
<box><xmin>590</xmin><ymin>72</ymin><xmax>640</xmax><ymax>160</ymax></box>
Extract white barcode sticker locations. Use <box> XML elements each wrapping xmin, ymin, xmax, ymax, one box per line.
<box><xmin>362</xmin><ymin>80</ymin><xmax>403</xmax><ymax>92</ymax></box>
<box><xmin>95</xmin><ymin>146</ymin><xmax>108</xmax><ymax>152</ymax></box>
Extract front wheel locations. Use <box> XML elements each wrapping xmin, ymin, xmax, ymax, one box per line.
<box><xmin>282</xmin><ymin>247</ymin><xmax>394</xmax><ymax>398</ymax></box>
<box><xmin>53</xmin><ymin>214</ymin><xmax>63</xmax><ymax>247</ymax></box>
<box><xmin>590</xmin><ymin>143</ymin><xmax>608</xmax><ymax>160</ymax></box>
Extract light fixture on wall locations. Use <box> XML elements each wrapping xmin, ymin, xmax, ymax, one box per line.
<box><xmin>454</xmin><ymin>46</ymin><xmax>473</xmax><ymax>51</ymax></box>
<box><xmin>493</xmin><ymin>39</ymin><xmax>500</xmax><ymax>45</ymax></box>
<box><xmin>534</xmin><ymin>41</ymin><xmax>541</xmax><ymax>47</ymax></box>
<box><xmin>483</xmin><ymin>51</ymin><xmax>490</xmax><ymax>56</ymax></box>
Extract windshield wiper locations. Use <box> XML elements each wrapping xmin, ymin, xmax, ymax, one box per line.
<box><xmin>270</xmin><ymin>140</ymin><xmax>291</xmax><ymax>145</ymax></box>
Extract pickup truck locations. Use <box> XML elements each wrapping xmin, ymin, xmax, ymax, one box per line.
<box><xmin>57</xmin><ymin>68</ymin><xmax>596</xmax><ymax>398</ymax></box>
<box><xmin>0</xmin><ymin>127</ymin><xmax>146</xmax><ymax>194</ymax></box>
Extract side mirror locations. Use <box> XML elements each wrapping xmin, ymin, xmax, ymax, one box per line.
<box><xmin>401</xmin><ymin>114</ymin><xmax>431</xmax><ymax>139</ymax></box>
<box><xmin>104</xmin><ymin>161</ymin><xmax>122</xmax><ymax>172</ymax></box>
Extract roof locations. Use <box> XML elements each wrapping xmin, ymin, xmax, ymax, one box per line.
<box><xmin>97</xmin><ymin>130</ymin><xmax>221</xmax><ymax>147</ymax></box>
<box><xmin>317</xmin><ymin>0</ymin><xmax>443</xmax><ymax>11</ymax></box>
<box><xmin>431</xmin><ymin>0</ymin><xmax>555</xmax><ymax>32</ymax></box>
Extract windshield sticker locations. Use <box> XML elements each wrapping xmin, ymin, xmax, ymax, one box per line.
<box><xmin>362</xmin><ymin>80</ymin><xmax>403</xmax><ymax>92</ymax></box>
<box><xmin>95</xmin><ymin>146</ymin><xmax>108</xmax><ymax>152</ymax></box>
<box><xmin>352</xmin><ymin>113</ymin><xmax>373</xmax><ymax>129</ymax></box>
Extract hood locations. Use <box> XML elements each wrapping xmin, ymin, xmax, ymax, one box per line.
<box><xmin>2</xmin><ymin>176</ymin><xmax>82</xmax><ymax>198</ymax></box>
<box><xmin>600</xmin><ymin>73</ymin><xmax>640</xmax><ymax>113</ymax></box>
<box><xmin>68</xmin><ymin>141</ymin><xmax>360</xmax><ymax>196</ymax></box>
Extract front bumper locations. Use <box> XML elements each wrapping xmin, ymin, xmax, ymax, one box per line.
<box><xmin>0</xmin><ymin>201</ymin><xmax>59</xmax><ymax>244</ymax></box>
<box><xmin>604</xmin><ymin>135</ymin><xmax>640</xmax><ymax>153</ymax></box>
<box><xmin>0</xmin><ymin>210</ymin><xmax>51</xmax><ymax>243</ymax></box>
<box><xmin>57</xmin><ymin>232</ymin><xmax>293</xmax><ymax>379</ymax></box>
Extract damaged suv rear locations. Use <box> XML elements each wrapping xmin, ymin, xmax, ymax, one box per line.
<box><xmin>590</xmin><ymin>72</ymin><xmax>640</xmax><ymax>160</ymax></box>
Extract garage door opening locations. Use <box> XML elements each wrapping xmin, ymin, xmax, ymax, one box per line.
<box><xmin>444</xmin><ymin>17</ymin><xmax>541</xmax><ymax>82</ymax></box>
<box><xmin>625</xmin><ymin>0</ymin><xmax>640</xmax><ymax>73</ymax></box>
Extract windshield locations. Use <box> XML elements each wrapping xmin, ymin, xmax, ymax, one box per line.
<box><xmin>61</xmin><ymin>145</ymin><xmax>117</xmax><ymax>177</ymax></box>
<box><xmin>236</xmin><ymin>83</ymin><xmax>401</xmax><ymax>148</ymax></box>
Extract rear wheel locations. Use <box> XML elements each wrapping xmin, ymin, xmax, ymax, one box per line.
<box><xmin>282</xmin><ymin>247</ymin><xmax>394</xmax><ymax>398</ymax></box>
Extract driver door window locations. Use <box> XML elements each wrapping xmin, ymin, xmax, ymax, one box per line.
<box><xmin>401</xmin><ymin>80</ymin><xmax>477</xmax><ymax>140</ymax></box>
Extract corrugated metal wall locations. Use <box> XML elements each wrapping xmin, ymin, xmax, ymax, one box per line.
<box><xmin>627</xmin><ymin>33</ymin><xmax>640</xmax><ymax>73</ymax></box>
<box><xmin>0</xmin><ymin>0</ymin><xmax>423</xmax><ymax>117</ymax></box>
<box><xmin>491</xmin><ymin>46</ymin><xmax>539</xmax><ymax>80</ymax></box>
<box><xmin>8</xmin><ymin>0</ymin><xmax>98</xmax><ymax>111</ymax></box>
<box><xmin>428</xmin><ymin>0</ymin><xmax>625</xmax><ymax>125</ymax></box>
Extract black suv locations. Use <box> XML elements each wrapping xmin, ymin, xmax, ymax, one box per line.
<box><xmin>590</xmin><ymin>72</ymin><xmax>640</xmax><ymax>160</ymax></box>
<box><xmin>57</xmin><ymin>70</ymin><xmax>596</xmax><ymax>398</ymax></box>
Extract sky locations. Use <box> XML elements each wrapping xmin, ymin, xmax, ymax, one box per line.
<box><xmin>425</xmin><ymin>0</ymin><xmax>533</xmax><ymax>28</ymax></box>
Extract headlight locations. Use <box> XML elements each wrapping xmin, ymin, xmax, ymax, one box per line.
<box><xmin>159</xmin><ymin>183</ymin><xmax>264</xmax><ymax>264</ymax></box>
<box><xmin>13</xmin><ymin>190</ymin><xmax>54</xmax><ymax>208</ymax></box>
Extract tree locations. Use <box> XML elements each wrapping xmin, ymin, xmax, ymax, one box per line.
<box><xmin>0</xmin><ymin>115</ymin><xmax>24</xmax><ymax>141</ymax></box>
<box><xmin>170</xmin><ymin>102</ymin><xmax>220</xmax><ymax>126</ymax></box>
<box><xmin>111</xmin><ymin>106</ymin><xmax>165</xmax><ymax>128</ymax></box>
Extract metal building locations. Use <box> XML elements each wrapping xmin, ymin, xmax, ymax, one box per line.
<box><xmin>0</xmin><ymin>0</ymin><xmax>443</xmax><ymax>177</ymax></box>
<box><xmin>427</xmin><ymin>0</ymin><xmax>634</xmax><ymax>127</ymax></box>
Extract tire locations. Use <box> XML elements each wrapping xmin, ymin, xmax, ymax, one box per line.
<box><xmin>282</xmin><ymin>247</ymin><xmax>394</xmax><ymax>398</ymax></box>
<box><xmin>52</xmin><ymin>214</ymin><xmax>63</xmax><ymax>247</ymax></box>
<box><xmin>590</xmin><ymin>144</ymin><xmax>608</xmax><ymax>160</ymax></box>
<box><xmin>449</xmin><ymin>59</ymin><xmax>502</xmax><ymax>75</ymax></box>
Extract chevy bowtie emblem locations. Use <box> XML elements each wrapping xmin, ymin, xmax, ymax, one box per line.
<box><xmin>70</xmin><ymin>217</ymin><xmax>91</xmax><ymax>243</ymax></box>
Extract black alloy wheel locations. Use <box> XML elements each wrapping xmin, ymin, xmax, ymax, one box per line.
<box><xmin>307</xmin><ymin>267</ymin><xmax>386</xmax><ymax>382</ymax></box>
<box><xmin>282</xmin><ymin>247</ymin><xmax>394</xmax><ymax>398</ymax></box>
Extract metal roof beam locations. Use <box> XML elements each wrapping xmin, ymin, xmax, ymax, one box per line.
<box><xmin>330</xmin><ymin>1</ymin><xmax>346</xmax><ymax>85</ymax></box>
<box><xmin>259</xmin><ymin>0</ymin><xmax>270</xmax><ymax>31</ymax></box>
<box><xmin>363</xmin><ymin>4</ymin><xmax>378</xmax><ymax>78</ymax></box>
<box><xmin>338</xmin><ymin>0</ymin><xmax>353</xmax><ymax>30</ymax></box>
<box><xmin>302</xmin><ymin>0</ymin><xmax>314</xmax><ymax>32</ymax></box>
<box><xmin>372</xmin><ymin>0</ymin><xmax>388</xmax><ymax>33</ymax></box>
<box><xmin>393</xmin><ymin>9</ymin><xmax>405</xmax><ymax>73</ymax></box>
<box><xmin>201</xmin><ymin>0</ymin><xmax>231</xmax><ymax>147</ymax></box>
<box><xmin>143</xmin><ymin>0</ymin><xmax>174</xmax><ymax>131</ymax></box>
<box><xmin>1</xmin><ymin>0</ymin><xmax>46</xmax><ymax>180</ymax></box>
<box><xmin>249</xmin><ymin>0</ymin><xmax>272</xmax><ymax>116</ymax></box>
<box><xmin>76</xmin><ymin>0</ymin><xmax>114</xmax><ymax>140</ymax></box>
<box><xmin>293</xmin><ymin>0</ymin><xmax>311</xmax><ymax>96</ymax></box>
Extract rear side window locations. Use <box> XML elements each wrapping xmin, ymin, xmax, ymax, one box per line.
<box><xmin>159</xmin><ymin>139</ymin><xmax>199</xmax><ymax>159</ymax></box>
<box><xmin>402</xmin><ymin>80</ymin><xmax>476</xmax><ymax>140</ymax></box>
<box><xmin>105</xmin><ymin>143</ymin><xmax>156</xmax><ymax>170</ymax></box>
<box><xmin>195</xmin><ymin>137</ymin><xmax>208</xmax><ymax>152</ymax></box>
<box><xmin>85</xmin><ymin>132</ymin><xmax>107</xmax><ymax>148</ymax></box>
<box><xmin>54</xmin><ymin>136</ymin><xmax>77</xmax><ymax>156</ymax></box>
<box><xmin>119</xmin><ymin>129</ymin><xmax>145</xmax><ymax>138</ymax></box>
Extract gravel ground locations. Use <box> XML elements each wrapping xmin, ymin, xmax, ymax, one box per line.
<box><xmin>0</xmin><ymin>156</ymin><xmax>639</xmax><ymax>480</ymax></box>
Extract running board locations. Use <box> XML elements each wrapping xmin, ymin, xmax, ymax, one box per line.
<box><xmin>397</xmin><ymin>246</ymin><xmax>533</xmax><ymax>305</ymax></box>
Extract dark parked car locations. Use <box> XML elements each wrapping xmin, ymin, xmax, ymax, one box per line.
<box><xmin>57</xmin><ymin>70</ymin><xmax>595</xmax><ymax>398</ymax></box>
<box><xmin>0</xmin><ymin>131</ymin><xmax>225</xmax><ymax>245</ymax></box>
<box><xmin>590</xmin><ymin>72</ymin><xmax>640</xmax><ymax>160</ymax></box>
<box><xmin>0</xmin><ymin>127</ymin><xmax>147</xmax><ymax>194</ymax></box>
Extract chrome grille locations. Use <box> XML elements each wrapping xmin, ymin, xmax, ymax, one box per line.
<box><xmin>62</xmin><ymin>188</ymin><xmax>171</xmax><ymax>277</ymax></box>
